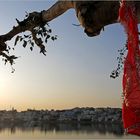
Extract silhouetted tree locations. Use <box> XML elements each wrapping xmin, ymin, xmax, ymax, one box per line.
<box><xmin>0</xmin><ymin>1</ymin><xmax>140</xmax><ymax>73</ymax></box>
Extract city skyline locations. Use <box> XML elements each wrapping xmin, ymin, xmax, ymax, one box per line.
<box><xmin>0</xmin><ymin>1</ymin><xmax>126</xmax><ymax>111</ymax></box>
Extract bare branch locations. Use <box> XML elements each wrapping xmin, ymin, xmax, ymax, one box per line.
<box><xmin>42</xmin><ymin>1</ymin><xmax>74</xmax><ymax>22</ymax></box>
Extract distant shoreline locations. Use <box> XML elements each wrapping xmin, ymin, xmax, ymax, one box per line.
<box><xmin>0</xmin><ymin>107</ymin><xmax>122</xmax><ymax>127</ymax></box>
<box><xmin>0</xmin><ymin>107</ymin><xmax>122</xmax><ymax>112</ymax></box>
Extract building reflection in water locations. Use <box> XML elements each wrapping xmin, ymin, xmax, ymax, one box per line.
<box><xmin>0</xmin><ymin>121</ymin><xmax>124</xmax><ymax>136</ymax></box>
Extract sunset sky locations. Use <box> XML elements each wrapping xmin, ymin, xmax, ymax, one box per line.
<box><xmin>0</xmin><ymin>1</ymin><xmax>127</xmax><ymax>111</ymax></box>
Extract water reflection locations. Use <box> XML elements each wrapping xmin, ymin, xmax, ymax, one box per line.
<box><xmin>0</xmin><ymin>121</ymin><xmax>124</xmax><ymax>136</ymax></box>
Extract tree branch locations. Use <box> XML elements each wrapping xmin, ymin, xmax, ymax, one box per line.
<box><xmin>0</xmin><ymin>1</ymin><xmax>74</xmax><ymax>65</ymax></box>
<box><xmin>0</xmin><ymin>1</ymin><xmax>74</xmax><ymax>44</ymax></box>
<box><xmin>0</xmin><ymin>12</ymin><xmax>43</xmax><ymax>41</ymax></box>
<box><xmin>0</xmin><ymin>1</ymin><xmax>140</xmax><ymax>67</ymax></box>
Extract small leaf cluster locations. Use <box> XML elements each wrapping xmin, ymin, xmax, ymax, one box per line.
<box><xmin>14</xmin><ymin>24</ymin><xmax>57</xmax><ymax>56</ymax></box>
<box><xmin>110</xmin><ymin>41</ymin><xmax>128</xmax><ymax>79</ymax></box>
<box><xmin>14</xmin><ymin>34</ymin><xmax>34</xmax><ymax>50</ymax></box>
<box><xmin>2</xmin><ymin>55</ymin><xmax>18</xmax><ymax>65</ymax></box>
<box><xmin>1</xmin><ymin>46</ymin><xmax>18</xmax><ymax>73</ymax></box>
<box><xmin>33</xmin><ymin>24</ymin><xmax>57</xmax><ymax>55</ymax></box>
<box><xmin>0</xmin><ymin>11</ymin><xmax>57</xmax><ymax>73</ymax></box>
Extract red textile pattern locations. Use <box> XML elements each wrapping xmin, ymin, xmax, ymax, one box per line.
<box><xmin>119</xmin><ymin>0</ymin><xmax>140</xmax><ymax>136</ymax></box>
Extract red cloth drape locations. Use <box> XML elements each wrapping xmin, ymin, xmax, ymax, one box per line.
<box><xmin>119</xmin><ymin>0</ymin><xmax>140</xmax><ymax>136</ymax></box>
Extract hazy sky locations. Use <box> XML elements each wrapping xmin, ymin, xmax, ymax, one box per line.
<box><xmin>0</xmin><ymin>1</ymin><xmax>127</xmax><ymax>111</ymax></box>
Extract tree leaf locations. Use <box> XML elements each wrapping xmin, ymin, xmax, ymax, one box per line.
<box><xmin>23</xmin><ymin>40</ymin><xmax>27</xmax><ymax>48</ymax></box>
<box><xmin>46</xmin><ymin>35</ymin><xmax>50</xmax><ymax>39</ymax></box>
<box><xmin>51</xmin><ymin>36</ymin><xmax>55</xmax><ymax>41</ymax></box>
<box><xmin>20</xmin><ymin>37</ymin><xmax>23</xmax><ymax>42</ymax></box>
<box><xmin>31</xmin><ymin>42</ymin><xmax>34</xmax><ymax>47</ymax></box>
<box><xmin>30</xmin><ymin>47</ymin><xmax>33</xmax><ymax>51</ymax></box>
<box><xmin>45</xmin><ymin>38</ymin><xmax>48</xmax><ymax>43</ymax></box>
<box><xmin>48</xmin><ymin>29</ymin><xmax>52</xmax><ymax>33</ymax></box>
<box><xmin>8</xmin><ymin>46</ymin><xmax>11</xmax><ymax>50</ymax></box>
<box><xmin>24</xmin><ymin>35</ymin><xmax>29</xmax><ymax>38</ymax></box>
<box><xmin>4</xmin><ymin>59</ymin><xmax>7</xmax><ymax>65</ymax></box>
<box><xmin>14</xmin><ymin>36</ymin><xmax>20</xmax><ymax>46</ymax></box>
<box><xmin>43</xmin><ymin>32</ymin><xmax>47</xmax><ymax>37</ymax></box>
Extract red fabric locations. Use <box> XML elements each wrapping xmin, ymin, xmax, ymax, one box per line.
<box><xmin>119</xmin><ymin>0</ymin><xmax>140</xmax><ymax>136</ymax></box>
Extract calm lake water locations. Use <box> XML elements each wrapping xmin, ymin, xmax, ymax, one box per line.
<box><xmin>0</xmin><ymin>123</ymin><xmax>139</xmax><ymax>139</ymax></box>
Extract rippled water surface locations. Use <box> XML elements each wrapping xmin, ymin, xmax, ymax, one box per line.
<box><xmin>0</xmin><ymin>123</ymin><xmax>139</xmax><ymax>139</ymax></box>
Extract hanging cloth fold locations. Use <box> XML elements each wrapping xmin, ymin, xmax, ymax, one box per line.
<box><xmin>119</xmin><ymin>0</ymin><xmax>140</xmax><ymax>136</ymax></box>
